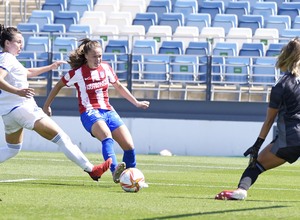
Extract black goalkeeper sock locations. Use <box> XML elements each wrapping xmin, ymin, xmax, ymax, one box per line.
<box><xmin>238</xmin><ymin>162</ymin><xmax>266</xmax><ymax>190</ymax></box>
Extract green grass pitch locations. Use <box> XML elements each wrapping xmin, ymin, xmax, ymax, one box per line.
<box><xmin>1</xmin><ymin>152</ymin><xmax>300</xmax><ymax>220</ymax></box>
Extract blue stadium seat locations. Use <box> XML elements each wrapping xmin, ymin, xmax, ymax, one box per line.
<box><xmin>172</xmin><ymin>0</ymin><xmax>197</xmax><ymax>21</ymax></box>
<box><xmin>224</xmin><ymin>57</ymin><xmax>250</xmax><ymax>84</ymax></box>
<box><xmin>266</xmin><ymin>43</ymin><xmax>285</xmax><ymax>57</ymax></box>
<box><xmin>238</xmin><ymin>15</ymin><xmax>264</xmax><ymax>34</ymax></box>
<box><xmin>105</xmin><ymin>40</ymin><xmax>129</xmax><ymax>54</ymax></box>
<box><xmin>67</xmin><ymin>24</ymin><xmax>92</xmax><ymax>39</ymax></box>
<box><xmin>252</xmin><ymin>2</ymin><xmax>277</xmax><ymax>19</ymax></box>
<box><xmin>225</xmin><ymin>1</ymin><xmax>250</xmax><ymax>21</ymax></box>
<box><xmin>199</xmin><ymin>1</ymin><xmax>224</xmax><ymax>21</ymax></box>
<box><xmin>17</xmin><ymin>23</ymin><xmax>39</xmax><ymax>46</ymax></box>
<box><xmin>158</xmin><ymin>13</ymin><xmax>184</xmax><ymax>34</ymax></box>
<box><xmin>25</xmin><ymin>36</ymin><xmax>50</xmax><ymax>69</ymax></box>
<box><xmin>185</xmin><ymin>42</ymin><xmax>211</xmax><ymax>55</ymax></box>
<box><xmin>41</xmin><ymin>24</ymin><xmax>66</xmax><ymax>40</ymax></box>
<box><xmin>146</xmin><ymin>0</ymin><xmax>171</xmax><ymax>22</ymax></box>
<box><xmin>238</xmin><ymin>42</ymin><xmax>265</xmax><ymax>57</ymax></box>
<box><xmin>264</xmin><ymin>15</ymin><xmax>291</xmax><ymax>34</ymax></box>
<box><xmin>170</xmin><ymin>55</ymin><xmax>198</xmax><ymax>82</ymax></box>
<box><xmin>44</xmin><ymin>0</ymin><xmax>67</xmax><ymax>9</ymax></box>
<box><xmin>280</xmin><ymin>29</ymin><xmax>300</xmax><ymax>43</ymax></box>
<box><xmin>132</xmin><ymin>12</ymin><xmax>158</xmax><ymax>33</ymax></box>
<box><xmin>212</xmin><ymin>14</ymin><xmax>238</xmax><ymax>35</ymax></box>
<box><xmin>53</xmin><ymin>37</ymin><xmax>77</xmax><ymax>53</ymax></box>
<box><xmin>132</xmin><ymin>39</ymin><xmax>158</xmax><ymax>54</ymax></box>
<box><xmin>158</xmin><ymin>41</ymin><xmax>184</xmax><ymax>54</ymax></box>
<box><xmin>42</xmin><ymin>3</ymin><xmax>64</xmax><ymax>16</ymax></box>
<box><xmin>68</xmin><ymin>0</ymin><xmax>94</xmax><ymax>18</ymax></box>
<box><xmin>28</xmin><ymin>10</ymin><xmax>54</xmax><ymax>30</ymax></box>
<box><xmin>185</xmin><ymin>13</ymin><xmax>211</xmax><ymax>34</ymax></box>
<box><xmin>293</xmin><ymin>15</ymin><xmax>300</xmax><ymax>28</ymax></box>
<box><xmin>278</xmin><ymin>2</ymin><xmax>300</xmax><ymax>23</ymax></box>
<box><xmin>251</xmin><ymin>57</ymin><xmax>278</xmax><ymax>85</ymax></box>
<box><xmin>142</xmin><ymin>55</ymin><xmax>170</xmax><ymax>81</ymax></box>
<box><xmin>17</xmin><ymin>52</ymin><xmax>36</xmax><ymax>68</ymax></box>
<box><xmin>213</xmin><ymin>42</ymin><xmax>238</xmax><ymax>56</ymax></box>
<box><xmin>54</xmin><ymin>11</ymin><xmax>79</xmax><ymax>31</ymax></box>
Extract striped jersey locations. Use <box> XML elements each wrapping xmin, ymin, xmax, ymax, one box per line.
<box><xmin>62</xmin><ymin>62</ymin><xmax>118</xmax><ymax>114</ymax></box>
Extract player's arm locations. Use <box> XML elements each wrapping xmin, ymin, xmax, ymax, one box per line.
<box><xmin>27</xmin><ymin>60</ymin><xmax>67</xmax><ymax>78</ymax></box>
<box><xmin>258</xmin><ymin>107</ymin><xmax>278</xmax><ymax>139</ymax></box>
<box><xmin>0</xmin><ymin>67</ymin><xmax>34</xmax><ymax>97</ymax></box>
<box><xmin>43</xmin><ymin>79</ymin><xmax>65</xmax><ymax>116</ymax></box>
<box><xmin>112</xmin><ymin>80</ymin><xmax>150</xmax><ymax>109</ymax></box>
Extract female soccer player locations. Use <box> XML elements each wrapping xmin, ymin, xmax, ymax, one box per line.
<box><xmin>215</xmin><ymin>37</ymin><xmax>300</xmax><ymax>200</ymax></box>
<box><xmin>43</xmin><ymin>38</ymin><xmax>150</xmax><ymax>183</ymax></box>
<box><xmin>0</xmin><ymin>25</ymin><xmax>111</xmax><ymax>181</ymax></box>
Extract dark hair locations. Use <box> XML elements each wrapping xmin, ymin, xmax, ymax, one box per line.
<box><xmin>68</xmin><ymin>38</ymin><xmax>102</xmax><ymax>69</ymax></box>
<box><xmin>0</xmin><ymin>24</ymin><xmax>21</xmax><ymax>48</ymax></box>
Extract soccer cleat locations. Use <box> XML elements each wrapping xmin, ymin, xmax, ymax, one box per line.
<box><xmin>113</xmin><ymin>162</ymin><xmax>126</xmax><ymax>183</ymax></box>
<box><xmin>215</xmin><ymin>189</ymin><xmax>247</xmax><ymax>200</ymax></box>
<box><xmin>88</xmin><ymin>158</ymin><xmax>112</xmax><ymax>181</ymax></box>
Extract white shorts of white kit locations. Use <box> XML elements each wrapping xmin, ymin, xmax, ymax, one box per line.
<box><xmin>2</xmin><ymin>102</ymin><xmax>47</xmax><ymax>134</ymax></box>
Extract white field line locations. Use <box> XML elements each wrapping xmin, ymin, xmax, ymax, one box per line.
<box><xmin>0</xmin><ymin>178</ymin><xmax>37</xmax><ymax>183</ymax></box>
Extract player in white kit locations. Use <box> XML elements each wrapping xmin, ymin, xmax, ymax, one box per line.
<box><xmin>0</xmin><ymin>25</ymin><xmax>111</xmax><ymax>181</ymax></box>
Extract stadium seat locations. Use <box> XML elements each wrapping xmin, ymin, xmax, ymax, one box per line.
<box><xmin>251</xmin><ymin>2</ymin><xmax>277</xmax><ymax>19</ymax></box>
<box><xmin>264</xmin><ymin>15</ymin><xmax>291</xmax><ymax>34</ymax></box>
<box><xmin>146</xmin><ymin>0</ymin><xmax>171</xmax><ymax>22</ymax></box>
<box><xmin>17</xmin><ymin>23</ymin><xmax>39</xmax><ymax>46</ymax></box>
<box><xmin>172</xmin><ymin>26</ymin><xmax>199</xmax><ymax>51</ymax></box>
<box><xmin>94</xmin><ymin>2</ymin><xmax>119</xmax><ymax>18</ymax></box>
<box><xmin>185</xmin><ymin>41</ymin><xmax>211</xmax><ymax>56</ymax></box>
<box><xmin>158</xmin><ymin>41</ymin><xmax>184</xmax><ymax>54</ymax></box>
<box><xmin>68</xmin><ymin>24</ymin><xmax>92</xmax><ymax>39</ymax></box>
<box><xmin>199</xmin><ymin>1</ymin><xmax>224</xmax><ymax>21</ymax></box>
<box><xmin>172</xmin><ymin>0</ymin><xmax>198</xmax><ymax>20</ymax></box>
<box><xmin>158</xmin><ymin>12</ymin><xmax>184</xmax><ymax>34</ymax></box>
<box><xmin>238</xmin><ymin>15</ymin><xmax>264</xmax><ymax>35</ymax></box>
<box><xmin>81</xmin><ymin>11</ymin><xmax>106</xmax><ymax>24</ymax></box>
<box><xmin>41</xmin><ymin>24</ymin><xmax>66</xmax><ymax>40</ymax></box>
<box><xmin>25</xmin><ymin>36</ymin><xmax>50</xmax><ymax>67</ymax></box>
<box><xmin>142</xmin><ymin>55</ymin><xmax>170</xmax><ymax>81</ymax></box>
<box><xmin>68</xmin><ymin>0</ymin><xmax>93</xmax><ymax>17</ymax></box>
<box><xmin>185</xmin><ymin>13</ymin><xmax>211</xmax><ymax>34</ymax></box>
<box><xmin>199</xmin><ymin>27</ymin><xmax>225</xmax><ymax>47</ymax></box>
<box><xmin>106</xmin><ymin>12</ymin><xmax>133</xmax><ymax>29</ymax></box>
<box><xmin>119</xmin><ymin>25</ymin><xmax>146</xmax><ymax>50</ymax></box>
<box><xmin>79</xmin><ymin>17</ymin><xmax>105</xmax><ymax>33</ymax></box>
<box><xmin>132</xmin><ymin>39</ymin><xmax>158</xmax><ymax>54</ymax></box>
<box><xmin>132</xmin><ymin>12</ymin><xmax>158</xmax><ymax>33</ymax></box>
<box><xmin>293</xmin><ymin>15</ymin><xmax>300</xmax><ymax>28</ymax></box>
<box><xmin>278</xmin><ymin>2</ymin><xmax>300</xmax><ymax>23</ymax></box>
<box><xmin>54</xmin><ymin>11</ymin><xmax>79</xmax><ymax>31</ymax></box>
<box><xmin>212</xmin><ymin>14</ymin><xmax>238</xmax><ymax>35</ymax></box>
<box><xmin>28</xmin><ymin>10</ymin><xmax>54</xmax><ymax>30</ymax></box>
<box><xmin>213</xmin><ymin>42</ymin><xmax>238</xmax><ymax>56</ymax></box>
<box><xmin>17</xmin><ymin>51</ymin><xmax>37</xmax><ymax>68</ymax></box>
<box><xmin>42</xmin><ymin>2</ymin><xmax>65</xmax><ymax>16</ymax></box>
<box><xmin>251</xmin><ymin>57</ymin><xmax>278</xmax><ymax>85</ymax></box>
<box><xmin>225</xmin><ymin>1</ymin><xmax>250</xmax><ymax>21</ymax></box>
<box><xmin>92</xmin><ymin>25</ymin><xmax>119</xmax><ymax>49</ymax></box>
<box><xmin>265</xmin><ymin>43</ymin><xmax>285</xmax><ymax>57</ymax></box>
<box><xmin>253</xmin><ymin>28</ymin><xmax>279</xmax><ymax>51</ymax></box>
<box><xmin>170</xmin><ymin>55</ymin><xmax>198</xmax><ymax>83</ymax></box>
<box><xmin>224</xmin><ymin>57</ymin><xmax>250</xmax><ymax>85</ymax></box>
<box><xmin>44</xmin><ymin>0</ymin><xmax>67</xmax><ymax>9</ymax></box>
<box><xmin>225</xmin><ymin>27</ymin><xmax>252</xmax><ymax>51</ymax></box>
<box><xmin>146</xmin><ymin>25</ymin><xmax>172</xmax><ymax>48</ymax></box>
<box><xmin>119</xmin><ymin>0</ymin><xmax>146</xmax><ymax>19</ymax></box>
<box><xmin>238</xmin><ymin>42</ymin><xmax>265</xmax><ymax>57</ymax></box>
<box><xmin>279</xmin><ymin>29</ymin><xmax>300</xmax><ymax>43</ymax></box>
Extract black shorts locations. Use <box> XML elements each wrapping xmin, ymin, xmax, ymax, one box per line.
<box><xmin>271</xmin><ymin>136</ymin><xmax>300</xmax><ymax>163</ymax></box>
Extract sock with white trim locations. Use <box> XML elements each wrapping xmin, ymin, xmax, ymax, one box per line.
<box><xmin>51</xmin><ymin>133</ymin><xmax>93</xmax><ymax>172</ymax></box>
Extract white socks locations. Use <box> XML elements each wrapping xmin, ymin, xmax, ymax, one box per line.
<box><xmin>0</xmin><ymin>143</ymin><xmax>22</xmax><ymax>163</ymax></box>
<box><xmin>51</xmin><ymin>133</ymin><xmax>94</xmax><ymax>172</ymax></box>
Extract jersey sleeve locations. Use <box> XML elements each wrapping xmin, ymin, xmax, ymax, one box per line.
<box><xmin>0</xmin><ymin>53</ymin><xmax>15</xmax><ymax>72</ymax></box>
<box><xmin>269</xmin><ymin>80</ymin><xmax>284</xmax><ymax>109</ymax></box>
<box><xmin>61</xmin><ymin>69</ymin><xmax>76</xmax><ymax>87</ymax></box>
<box><xmin>102</xmin><ymin>62</ymin><xmax>118</xmax><ymax>84</ymax></box>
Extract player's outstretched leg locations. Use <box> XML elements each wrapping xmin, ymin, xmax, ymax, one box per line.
<box><xmin>215</xmin><ymin>189</ymin><xmax>247</xmax><ymax>200</ymax></box>
<box><xmin>112</xmin><ymin>162</ymin><xmax>126</xmax><ymax>183</ymax></box>
<box><xmin>87</xmin><ymin>158</ymin><xmax>112</xmax><ymax>181</ymax></box>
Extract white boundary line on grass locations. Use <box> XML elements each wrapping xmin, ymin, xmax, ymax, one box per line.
<box><xmin>0</xmin><ymin>178</ymin><xmax>37</xmax><ymax>183</ymax></box>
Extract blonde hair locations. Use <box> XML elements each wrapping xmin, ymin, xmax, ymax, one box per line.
<box><xmin>68</xmin><ymin>38</ymin><xmax>102</xmax><ymax>70</ymax></box>
<box><xmin>276</xmin><ymin>38</ymin><xmax>300</xmax><ymax>77</ymax></box>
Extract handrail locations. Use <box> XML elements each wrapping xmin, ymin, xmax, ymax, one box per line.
<box><xmin>4</xmin><ymin>0</ymin><xmax>12</xmax><ymax>27</ymax></box>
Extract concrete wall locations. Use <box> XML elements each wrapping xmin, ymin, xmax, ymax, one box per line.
<box><xmin>0</xmin><ymin>116</ymin><xmax>273</xmax><ymax>157</ymax></box>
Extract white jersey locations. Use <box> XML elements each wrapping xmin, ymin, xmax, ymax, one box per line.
<box><xmin>0</xmin><ymin>52</ymin><xmax>36</xmax><ymax>116</ymax></box>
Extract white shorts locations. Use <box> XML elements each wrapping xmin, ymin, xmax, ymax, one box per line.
<box><xmin>2</xmin><ymin>102</ymin><xmax>47</xmax><ymax>134</ymax></box>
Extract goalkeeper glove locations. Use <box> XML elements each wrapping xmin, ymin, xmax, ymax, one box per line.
<box><xmin>243</xmin><ymin>137</ymin><xmax>265</xmax><ymax>168</ymax></box>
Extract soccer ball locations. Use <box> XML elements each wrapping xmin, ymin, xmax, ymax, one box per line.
<box><xmin>119</xmin><ymin>168</ymin><xmax>148</xmax><ymax>192</ymax></box>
